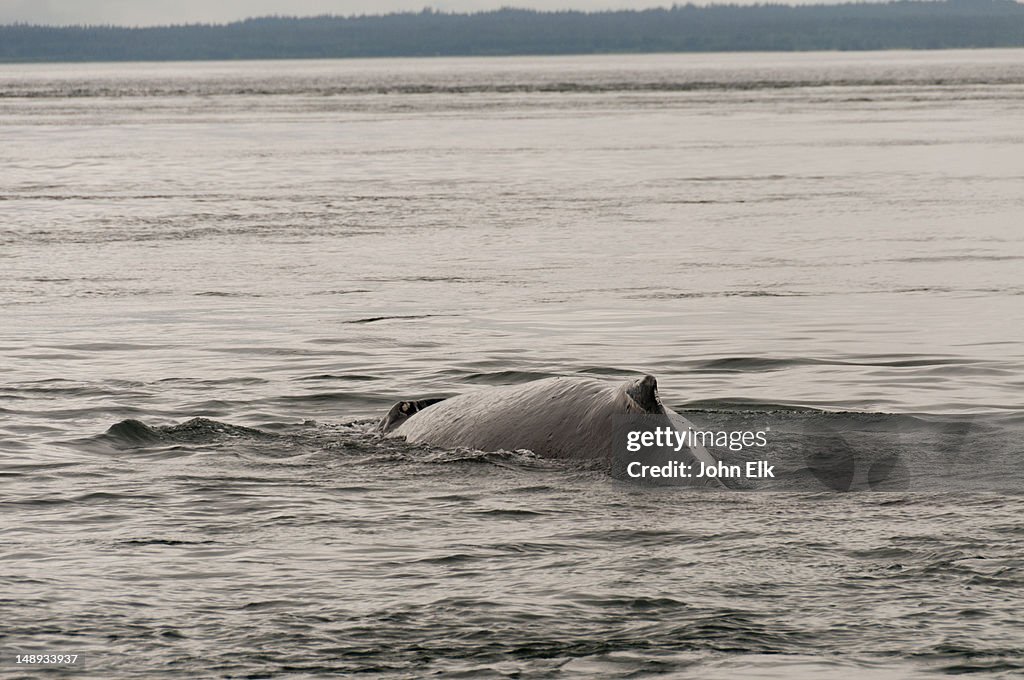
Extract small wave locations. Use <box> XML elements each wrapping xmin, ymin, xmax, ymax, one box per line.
<box><xmin>311</xmin><ymin>289</ymin><xmax>373</xmax><ymax>295</ymax></box>
<box><xmin>240</xmin><ymin>600</ymin><xmax>302</xmax><ymax>611</ymax></box>
<box><xmin>459</xmin><ymin>370</ymin><xmax>559</xmax><ymax>385</ymax></box>
<box><xmin>5</xmin><ymin>491</ymin><xmax>159</xmax><ymax>508</ymax></box>
<box><xmin>687</xmin><ymin>354</ymin><xmax>984</xmax><ymax>373</ymax></box>
<box><xmin>295</xmin><ymin>373</ymin><xmax>379</xmax><ymax>381</ymax></box>
<box><xmin>679</xmin><ymin>398</ymin><xmax>820</xmax><ymax>412</ymax></box>
<box><xmin>420</xmin><ymin>448</ymin><xmax>558</xmax><ymax>470</ymax></box>
<box><xmin>193</xmin><ymin>291</ymin><xmax>263</xmax><ymax>297</ymax></box>
<box><xmin>574</xmin><ymin>366</ymin><xmax>647</xmax><ymax>377</ymax></box>
<box><xmin>343</xmin><ymin>314</ymin><xmax>445</xmax><ymax>324</ymax></box>
<box><xmin>468</xmin><ymin>508</ymin><xmax>547</xmax><ymax>517</ymax></box>
<box><xmin>570</xmin><ymin>595</ymin><xmax>691</xmax><ymax>611</ymax></box>
<box><xmin>45</xmin><ymin>342</ymin><xmax>172</xmax><ymax>352</ymax></box>
<box><xmin>275</xmin><ymin>392</ymin><xmax>390</xmax><ymax>405</ymax></box>
<box><xmin>156</xmin><ymin>376</ymin><xmax>269</xmax><ymax>386</ymax></box>
<box><xmin>693</xmin><ymin>357</ymin><xmax>829</xmax><ymax>372</ymax></box>
<box><xmin>888</xmin><ymin>254</ymin><xmax>1024</xmax><ymax>263</ymax></box>
<box><xmin>118</xmin><ymin>538</ymin><xmax>217</xmax><ymax>546</ymax></box>
<box><xmin>628</xmin><ymin>290</ymin><xmax>810</xmax><ymax>299</ymax></box>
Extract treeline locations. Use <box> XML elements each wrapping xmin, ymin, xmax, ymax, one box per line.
<box><xmin>2</xmin><ymin>1</ymin><xmax>1023</xmax><ymax>62</ymax></box>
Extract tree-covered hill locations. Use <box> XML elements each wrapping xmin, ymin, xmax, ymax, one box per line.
<box><xmin>1</xmin><ymin>1</ymin><xmax>1023</xmax><ymax>63</ymax></box>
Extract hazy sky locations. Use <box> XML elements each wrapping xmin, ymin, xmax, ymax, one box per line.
<box><xmin>0</xmin><ymin>0</ymin><xmax>867</xmax><ymax>26</ymax></box>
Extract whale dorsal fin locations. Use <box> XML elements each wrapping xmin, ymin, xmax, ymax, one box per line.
<box><xmin>378</xmin><ymin>397</ymin><xmax>446</xmax><ymax>433</ymax></box>
<box><xmin>624</xmin><ymin>374</ymin><xmax>663</xmax><ymax>414</ymax></box>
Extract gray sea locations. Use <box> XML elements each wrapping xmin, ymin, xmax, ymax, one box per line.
<box><xmin>2</xmin><ymin>50</ymin><xmax>1023</xmax><ymax>678</ymax></box>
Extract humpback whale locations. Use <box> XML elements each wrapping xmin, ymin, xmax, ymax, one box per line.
<box><xmin>379</xmin><ymin>375</ymin><xmax>722</xmax><ymax>487</ymax></box>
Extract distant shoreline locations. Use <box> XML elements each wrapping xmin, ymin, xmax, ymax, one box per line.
<box><xmin>2</xmin><ymin>2</ymin><xmax>1023</xmax><ymax>64</ymax></box>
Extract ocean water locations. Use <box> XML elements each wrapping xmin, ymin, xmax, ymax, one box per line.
<box><xmin>2</xmin><ymin>50</ymin><xmax>1023</xmax><ymax>678</ymax></box>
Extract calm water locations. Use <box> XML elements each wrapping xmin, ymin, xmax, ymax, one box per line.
<box><xmin>2</xmin><ymin>51</ymin><xmax>1024</xmax><ymax>678</ymax></box>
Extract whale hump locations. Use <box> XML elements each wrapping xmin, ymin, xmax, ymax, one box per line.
<box><xmin>378</xmin><ymin>397</ymin><xmax>446</xmax><ymax>433</ymax></box>
<box><xmin>377</xmin><ymin>375</ymin><xmax>722</xmax><ymax>486</ymax></box>
<box><xmin>625</xmin><ymin>374</ymin><xmax>662</xmax><ymax>413</ymax></box>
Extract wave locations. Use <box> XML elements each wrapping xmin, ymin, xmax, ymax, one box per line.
<box><xmin>5</xmin><ymin>77</ymin><xmax>1024</xmax><ymax>100</ymax></box>
<box><xmin>686</xmin><ymin>355</ymin><xmax>990</xmax><ymax>373</ymax></box>
<box><xmin>343</xmin><ymin>314</ymin><xmax>443</xmax><ymax>324</ymax></box>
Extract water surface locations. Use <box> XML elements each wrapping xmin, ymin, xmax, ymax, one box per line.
<box><xmin>2</xmin><ymin>51</ymin><xmax>1023</xmax><ymax>678</ymax></box>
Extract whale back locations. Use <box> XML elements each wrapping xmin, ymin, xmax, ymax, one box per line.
<box><xmin>386</xmin><ymin>376</ymin><xmax>662</xmax><ymax>460</ymax></box>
